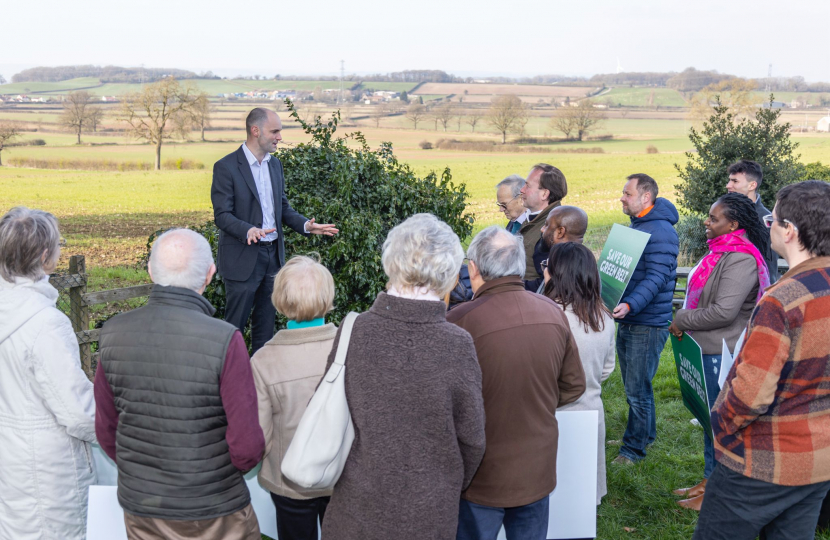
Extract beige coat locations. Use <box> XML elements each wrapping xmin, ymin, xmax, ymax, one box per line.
<box><xmin>251</xmin><ymin>324</ymin><xmax>337</xmax><ymax>499</ymax></box>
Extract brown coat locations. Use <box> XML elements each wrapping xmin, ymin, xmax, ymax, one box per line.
<box><xmin>447</xmin><ymin>277</ymin><xmax>586</xmax><ymax>507</ymax></box>
<box><xmin>674</xmin><ymin>252</ymin><xmax>761</xmax><ymax>355</ymax></box>
<box><xmin>250</xmin><ymin>324</ymin><xmax>337</xmax><ymax>499</ymax></box>
<box><xmin>519</xmin><ymin>200</ymin><xmax>561</xmax><ymax>281</ymax></box>
<box><xmin>321</xmin><ymin>293</ymin><xmax>486</xmax><ymax>540</ymax></box>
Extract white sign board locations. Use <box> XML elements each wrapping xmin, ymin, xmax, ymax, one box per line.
<box><xmin>90</xmin><ymin>410</ymin><xmax>597</xmax><ymax>540</ymax></box>
<box><xmin>87</xmin><ymin>445</ymin><xmax>278</xmax><ymax>539</ymax></box>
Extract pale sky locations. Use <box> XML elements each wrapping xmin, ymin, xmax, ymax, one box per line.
<box><xmin>2</xmin><ymin>0</ymin><xmax>829</xmax><ymax>82</ymax></box>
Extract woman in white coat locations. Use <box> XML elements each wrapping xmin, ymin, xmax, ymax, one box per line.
<box><xmin>543</xmin><ymin>242</ymin><xmax>615</xmax><ymax>506</ymax></box>
<box><xmin>0</xmin><ymin>207</ymin><xmax>97</xmax><ymax>540</ymax></box>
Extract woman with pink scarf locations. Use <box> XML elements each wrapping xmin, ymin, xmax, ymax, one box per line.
<box><xmin>668</xmin><ymin>192</ymin><xmax>771</xmax><ymax>512</ymax></box>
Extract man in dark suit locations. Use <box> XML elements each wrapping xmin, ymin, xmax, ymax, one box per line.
<box><xmin>211</xmin><ymin>108</ymin><xmax>338</xmax><ymax>353</ymax></box>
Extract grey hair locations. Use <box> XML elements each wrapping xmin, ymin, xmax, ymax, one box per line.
<box><xmin>496</xmin><ymin>174</ymin><xmax>525</xmax><ymax>198</ymax></box>
<box><xmin>148</xmin><ymin>229</ymin><xmax>214</xmax><ymax>292</ymax></box>
<box><xmin>0</xmin><ymin>206</ymin><xmax>61</xmax><ymax>282</ymax></box>
<box><xmin>382</xmin><ymin>213</ymin><xmax>464</xmax><ymax>297</ymax></box>
<box><xmin>467</xmin><ymin>226</ymin><xmax>526</xmax><ymax>281</ymax></box>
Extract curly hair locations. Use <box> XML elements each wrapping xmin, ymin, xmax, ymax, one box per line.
<box><xmin>715</xmin><ymin>192</ymin><xmax>771</xmax><ymax>264</ymax></box>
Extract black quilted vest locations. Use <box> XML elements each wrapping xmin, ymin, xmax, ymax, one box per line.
<box><xmin>98</xmin><ymin>285</ymin><xmax>250</xmax><ymax>519</ymax></box>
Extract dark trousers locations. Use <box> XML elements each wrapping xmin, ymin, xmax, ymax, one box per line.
<box><xmin>694</xmin><ymin>464</ymin><xmax>830</xmax><ymax>540</ymax></box>
<box><xmin>223</xmin><ymin>243</ymin><xmax>280</xmax><ymax>354</ymax></box>
<box><xmin>456</xmin><ymin>496</ymin><xmax>550</xmax><ymax>540</ymax></box>
<box><xmin>270</xmin><ymin>493</ymin><xmax>329</xmax><ymax>540</ymax></box>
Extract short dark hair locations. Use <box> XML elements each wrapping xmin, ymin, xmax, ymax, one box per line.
<box><xmin>532</xmin><ymin>163</ymin><xmax>568</xmax><ymax>204</ymax></box>
<box><xmin>627</xmin><ymin>173</ymin><xmax>659</xmax><ymax>202</ymax></box>
<box><xmin>245</xmin><ymin>107</ymin><xmax>271</xmax><ymax>136</ymax></box>
<box><xmin>776</xmin><ymin>180</ymin><xmax>830</xmax><ymax>256</ymax></box>
<box><xmin>727</xmin><ymin>160</ymin><xmax>763</xmax><ymax>190</ymax></box>
<box><xmin>551</xmin><ymin>206</ymin><xmax>588</xmax><ymax>241</ymax></box>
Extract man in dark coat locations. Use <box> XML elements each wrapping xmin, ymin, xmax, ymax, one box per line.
<box><xmin>448</xmin><ymin>226</ymin><xmax>585</xmax><ymax>540</ymax></box>
<box><xmin>612</xmin><ymin>173</ymin><xmax>679</xmax><ymax>465</ymax></box>
<box><xmin>725</xmin><ymin>159</ymin><xmax>780</xmax><ymax>282</ymax></box>
<box><xmin>210</xmin><ymin>108</ymin><xmax>338</xmax><ymax>353</ymax></box>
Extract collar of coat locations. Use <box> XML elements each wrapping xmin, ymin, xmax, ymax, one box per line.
<box><xmin>519</xmin><ymin>200</ymin><xmax>561</xmax><ymax>233</ymax></box>
<box><xmin>147</xmin><ymin>285</ymin><xmax>216</xmax><ymax>316</ymax></box>
<box><xmin>472</xmin><ymin>276</ymin><xmax>526</xmax><ymax>300</ymax></box>
<box><xmin>766</xmin><ymin>256</ymin><xmax>830</xmax><ymax>294</ymax></box>
<box><xmin>370</xmin><ymin>291</ymin><xmax>448</xmax><ymax>324</ymax></box>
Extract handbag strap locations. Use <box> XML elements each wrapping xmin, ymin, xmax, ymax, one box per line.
<box><xmin>332</xmin><ymin>312</ymin><xmax>359</xmax><ymax>368</ymax></box>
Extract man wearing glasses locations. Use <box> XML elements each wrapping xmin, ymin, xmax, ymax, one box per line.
<box><xmin>695</xmin><ymin>180</ymin><xmax>830</xmax><ymax>539</ymax></box>
<box><xmin>495</xmin><ymin>175</ymin><xmax>528</xmax><ymax>234</ymax></box>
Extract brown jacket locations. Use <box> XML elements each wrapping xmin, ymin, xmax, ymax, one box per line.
<box><xmin>447</xmin><ymin>277</ymin><xmax>586</xmax><ymax>507</ymax></box>
<box><xmin>519</xmin><ymin>200</ymin><xmax>561</xmax><ymax>281</ymax></box>
<box><xmin>250</xmin><ymin>324</ymin><xmax>337</xmax><ymax>500</ymax></box>
<box><xmin>674</xmin><ymin>252</ymin><xmax>761</xmax><ymax>355</ymax></box>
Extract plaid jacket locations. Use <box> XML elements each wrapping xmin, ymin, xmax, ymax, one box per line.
<box><xmin>713</xmin><ymin>256</ymin><xmax>830</xmax><ymax>486</ymax></box>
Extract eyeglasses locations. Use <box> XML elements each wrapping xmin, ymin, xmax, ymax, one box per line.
<box><xmin>762</xmin><ymin>214</ymin><xmax>798</xmax><ymax>231</ymax></box>
<box><xmin>496</xmin><ymin>194</ymin><xmax>521</xmax><ymax>210</ymax></box>
<box><xmin>540</xmin><ymin>260</ymin><xmax>549</xmax><ymax>270</ymax></box>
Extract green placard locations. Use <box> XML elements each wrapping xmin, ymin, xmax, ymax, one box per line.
<box><xmin>597</xmin><ymin>223</ymin><xmax>651</xmax><ymax>311</ymax></box>
<box><xmin>671</xmin><ymin>333</ymin><xmax>714</xmax><ymax>440</ymax></box>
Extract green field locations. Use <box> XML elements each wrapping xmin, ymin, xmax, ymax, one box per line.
<box><xmin>603</xmin><ymin>87</ymin><xmax>688</xmax><ymax>108</ymax></box>
<box><xmin>0</xmin><ymin>77</ymin><xmax>101</xmax><ymax>94</ymax></box>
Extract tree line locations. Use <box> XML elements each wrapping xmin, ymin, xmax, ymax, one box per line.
<box><xmin>11</xmin><ymin>65</ymin><xmax>204</xmax><ymax>84</ymax></box>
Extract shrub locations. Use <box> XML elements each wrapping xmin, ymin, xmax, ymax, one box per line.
<box><xmin>419</xmin><ymin>140</ymin><xmax>433</xmax><ymax>150</ymax></box>
<box><xmin>147</xmin><ymin>99</ymin><xmax>473</xmax><ymax>329</ymax></box>
<box><xmin>676</xmin><ymin>213</ymin><xmax>708</xmax><ymax>266</ymax></box>
<box><xmin>162</xmin><ymin>158</ymin><xmax>205</xmax><ymax>170</ymax></box>
<box><xmin>646</xmin><ymin>145</ymin><xmax>659</xmax><ymax>154</ymax></box>
<box><xmin>675</xmin><ymin>96</ymin><xmax>804</xmax><ymax>215</ymax></box>
<box><xmin>804</xmin><ymin>161</ymin><xmax>830</xmax><ymax>181</ymax></box>
<box><xmin>6</xmin><ymin>156</ymin><xmax>204</xmax><ymax>171</ymax></box>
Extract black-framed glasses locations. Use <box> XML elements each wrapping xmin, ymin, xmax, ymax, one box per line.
<box><xmin>540</xmin><ymin>259</ymin><xmax>549</xmax><ymax>270</ymax></box>
<box><xmin>762</xmin><ymin>214</ymin><xmax>798</xmax><ymax>231</ymax></box>
<box><xmin>496</xmin><ymin>194</ymin><xmax>521</xmax><ymax>210</ymax></box>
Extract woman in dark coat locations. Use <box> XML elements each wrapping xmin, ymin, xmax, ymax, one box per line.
<box><xmin>321</xmin><ymin>213</ymin><xmax>486</xmax><ymax>540</ymax></box>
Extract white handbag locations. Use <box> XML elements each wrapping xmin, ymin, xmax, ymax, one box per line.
<box><xmin>281</xmin><ymin>312</ymin><xmax>358</xmax><ymax>490</ymax></box>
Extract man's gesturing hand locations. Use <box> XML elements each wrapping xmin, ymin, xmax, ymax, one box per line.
<box><xmin>306</xmin><ymin>218</ymin><xmax>339</xmax><ymax>236</ymax></box>
<box><xmin>246</xmin><ymin>227</ymin><xmax>276</xmax><ymax>245</ymax></box>
<box><xmin>612</xmin><ymin>303</ymin><xmax>631</xmax><ymax>319</ymax></box>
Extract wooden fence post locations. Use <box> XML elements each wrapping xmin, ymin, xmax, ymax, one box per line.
<box><xmin>68</xmin><ymin>255</ymin><xmax>92</xmax><ymax>377</ymax></box>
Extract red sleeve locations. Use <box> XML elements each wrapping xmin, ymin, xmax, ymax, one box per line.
<box><xmin>93</xmin><ymin>362</ymin><xmax>119</xmax><ymax>461</ymax></box>
<box><xmin>220</xmin><ymin>331</ymin><xmax>265</xmax><ymax>472</ymax></box>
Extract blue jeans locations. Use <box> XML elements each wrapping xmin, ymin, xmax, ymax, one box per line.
<box><xmin>456</xmin><ymin>496</ymin><xmax>550</xmax><ymax>540</ymax></box>
<box><xmin>702</xmin><ymin>354</ymin><xmax>722</xmax><ymax>479</ymax></box>
<box><xmin>616</xmin><ymin>324</ymin><xmax>669</xmax><ymax>462</ymax></box>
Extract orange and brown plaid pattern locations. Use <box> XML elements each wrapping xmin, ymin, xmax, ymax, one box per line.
<box><xmin>712</xmin><ymin>257</ymin><xmax>830</xmax><ymax>486</ymax></box>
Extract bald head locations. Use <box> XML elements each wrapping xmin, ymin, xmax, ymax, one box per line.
<box><xmin>148</xmin><ymin>229</ymin><xmax>216</xmax><ymax>293</ymax></box>
<box><xmin>542</xmin><ymin>206</ymin><xmax>588</xmax><ymax>247</ymax></box>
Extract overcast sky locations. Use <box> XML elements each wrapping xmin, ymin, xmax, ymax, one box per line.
<box><xmin>2</xmin><ymin>0</ymin><xmax>829</xmax><ymax>82</ymax></box>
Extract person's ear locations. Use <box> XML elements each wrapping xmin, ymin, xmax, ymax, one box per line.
<box><xmin>205</xmin><ymin>264</ymin><xmax>216</xmax><ymax>288</ymax></box>
<box><xmin>467</xmin><ymin>260</ymin><xmax>479</xmax><ymax>281</ymax></box>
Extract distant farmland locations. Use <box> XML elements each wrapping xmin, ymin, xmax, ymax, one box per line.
<box><xmin>415</xmin><ymin>82</ymin><xmax>597</xmax><ymax>99</ymax></box>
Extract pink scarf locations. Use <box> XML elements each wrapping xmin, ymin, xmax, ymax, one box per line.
<box><xmin>686</xmin><ymin>230</ymin><xmax>770</xmax><ymax>310</ymax></box>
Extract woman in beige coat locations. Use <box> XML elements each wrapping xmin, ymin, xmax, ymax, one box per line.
<box><xmin>251</xmin><ymin>255</ymin><xmax>337</xmax><ymax>540</ymax></box>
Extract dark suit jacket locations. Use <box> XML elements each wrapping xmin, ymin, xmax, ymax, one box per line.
<box><xmin>211</xmin><ymin>146</ymin><xmax>309</xmax><ymax>282</ymax></box>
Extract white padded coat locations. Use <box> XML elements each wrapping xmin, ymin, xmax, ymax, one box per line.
<box><xmin>0</xmin><ymin>276</ymin><xmax>97</xmax><ymax>540</ymax></box>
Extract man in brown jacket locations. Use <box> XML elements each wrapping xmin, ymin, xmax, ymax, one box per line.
<box><xmin>447</xmin><ymin>226</ymin><xmax>586</xmax><ymax>540</ymax></box>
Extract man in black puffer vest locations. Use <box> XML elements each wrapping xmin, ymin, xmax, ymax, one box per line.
<box><xmin>94</xmin><ymin>229</ymin><xmax>265</xmax><ymax>540</ymax></box>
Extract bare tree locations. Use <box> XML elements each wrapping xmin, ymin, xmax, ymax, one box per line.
<box><xmin>550</xmin><ymin>100</ymin><xmax>606</xmax><ymax>141</ymax></box>
<box><xmin>88</xmin><ymin>106</ymin><xmax>104</xmax><ymax>132</ymax></box>
<box><xmin>487</xmin><ymin>95</ymin><xmax>528</xmax><ymax>143</ymax></box>
<box><xmin>191</xmin><ymin>94</ymin><xmax>211</xmax><ymax>141</ymax></box>
<box><xmin>59</xmin><ymin>90</ymin><xmax>97</xmax><ymax>144</ymax></box>
<box><xmin>465</xmin><ymin>110</ymin><xmax>484</xmax><ymax>132</ymax></box>
<box><xmin>0</xmin><ymin>74</ymin><xmax>6</xmax><ymax>85</ymax></box>
<box><xmin>0</xmin><ymin>122</ymin><xmax>20</xmax><ymax>166</ymax></box>
<box><xmin>118</xmin><ymin>77</ymin><xmax>201</xmax><ymax>170</ymax></box>
<box><xmin>433</xmin><ymin>102</ymin><xmax>456</xmax><ymax>131</ymax></box>
<box><xmin>371</xmin><ymin>102</ymin><xmax>391</xmax><ymax>128</ymax></box>
<box><xmin>689</xmin><ymin>78</ymin><xmax>757</xmax><ymax>122</ymax></box>
<box><xmin>405</xmin><ymin>103</ymin><xmax>427</xmax><ymax>129</ymax></box>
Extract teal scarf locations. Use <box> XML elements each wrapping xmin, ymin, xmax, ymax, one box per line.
<box><xmin>287</xmin><ymin>318</ymin><xmax>325</xmax><ymax>330</ymax></box>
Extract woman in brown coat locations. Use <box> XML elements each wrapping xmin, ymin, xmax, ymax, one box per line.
<box><xmin>252</xmin><ymin>255</ymin><xmax>338</xmax><ymax>540</ymax></box>
<box><xmin>321</xmin><ymin>214</ymin><xmax>487</xmax><ymax>540</ymax></box>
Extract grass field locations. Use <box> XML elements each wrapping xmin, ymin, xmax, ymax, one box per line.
<box><xmin>603</xmin><ymin>87</ymin><xmax>688</xmax><ymax>108</ymax></box>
